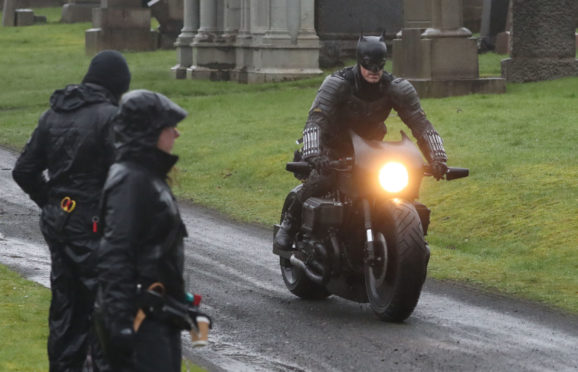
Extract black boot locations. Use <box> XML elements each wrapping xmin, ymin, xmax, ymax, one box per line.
<box><xmin>274</xmin><ymin>214</ymin><xmax>297</xmax><ymax>252</ymax></box>
<box><xmin>274</xmin><ymin>199</ymin><xmax>301</xmax><ymax>252</ymax></box>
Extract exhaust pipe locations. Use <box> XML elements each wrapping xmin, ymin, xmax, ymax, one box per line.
<box><xmin>290</xmin><ymin>253</ymin><xmax>326</xmax><ymax>285</ymax></box>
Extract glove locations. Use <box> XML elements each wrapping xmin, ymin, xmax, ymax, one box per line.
<box><xmin>430</xmin><ymin>160</ymin><xmax>448</xmax><ymax>180</ymax></box>
<box><xmin>307</xmin><ymin>155</ymin><xmax>330</xmax><ymax>171</ymax></box>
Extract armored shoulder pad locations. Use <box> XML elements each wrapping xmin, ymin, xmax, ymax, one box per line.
<box><xmin>309</xmin><ymin>74</ymin><xmax>351</xmax><ymax>116</ymax></box>
<box><xmin>389</xmin><ymin>78</ymin><xmax>421</xmax><ymax>112</ymax></box>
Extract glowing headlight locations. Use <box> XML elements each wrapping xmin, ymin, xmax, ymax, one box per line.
<box><xmin>379</xmin><ymin>162</ymin><xmax>409</xmax><ymax>193</ymax></box>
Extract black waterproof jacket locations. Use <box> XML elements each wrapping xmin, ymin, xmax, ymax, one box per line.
<box><xmin>97</xmin><ymin>149</ymin><xmax>188</xmax><ymax>331</ymax></box>
<box><xmin>96</xmin><ymin>89</ymin><xmax>188</xmax><ymax>338</ymax></box>
<box><xmin>12</xmin><ymin>83</ymin><xmax>117</xmax><ymax>239</ymax></box>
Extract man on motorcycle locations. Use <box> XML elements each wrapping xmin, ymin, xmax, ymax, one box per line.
<box><xmin>274</xmin><ymin>34</ymin><xmax>448</xmax><ymax>252</ymax></box>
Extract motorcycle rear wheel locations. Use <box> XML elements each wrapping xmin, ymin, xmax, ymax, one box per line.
<box><xmin>365</xmin><ymin>201</ymin><xmax>428</xmax><ymax>322</ymax></box>
<box><xmin>278</xmin><ymin>187</ymin><xmax>330</xmax><ymax>300</ymax></box>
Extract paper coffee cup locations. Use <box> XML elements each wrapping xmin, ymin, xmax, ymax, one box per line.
<box><xmin>190</xmin><ymin>316</ymin><xmax>210</xmax><ymax>347</ymax></box>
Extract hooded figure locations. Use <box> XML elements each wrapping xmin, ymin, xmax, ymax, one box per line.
<box><xmin>274</xmin><ymin>33</ymin><xmax>448</xmax><ymax>253</ymax></box>
<box><xmin>12</xmin><ymin>50</ymin><xmax>131</xmax><ymax>372</ymax></box>
<box><xmin>95</xmin><ymin>90</ymin><xmax>189</xmax><ymax>371</ymax></box>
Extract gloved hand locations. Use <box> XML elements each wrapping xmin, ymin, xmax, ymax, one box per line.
<box><xmin>307</xmin><ymin>155</ymin><xmax>330</xmax><ymax>171</ymax></box>
<box><xmin>430</xmin><ymin>160</ymin><xmax>448</xmax><ymax>180</ymax></box>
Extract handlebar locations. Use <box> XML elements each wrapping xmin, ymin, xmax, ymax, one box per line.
<box><xmin>288</xmin><ymin>160</ymin><xmax>469</xmax><ymax>181</ymax></box>
<box><xmin>445</xmin><ymin>167</ymin><xmax>469</xmax><ymax>181</ymax></box>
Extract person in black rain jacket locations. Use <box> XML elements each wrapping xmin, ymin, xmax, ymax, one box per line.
<box><xmin>12</xmin><ymin>50</ymin><xmax>131</xmax><ymax>372</ymax></box>
<box><xmin>95</xmin><ymin>89</ymin><xmax>189</xmax><ymax>371</ymax></box>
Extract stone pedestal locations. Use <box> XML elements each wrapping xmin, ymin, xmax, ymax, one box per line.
<box><xmin>393</xmin><ymin>0</ymin><xmax>505</xmax><ymax>98</ymax></box>
<box><xmin>85</xmin><ymin>0</ymin><xmax>157</xmax><ymax>55</ymax></box>
<box><xmin>501</xmin><ymin>0</ymin><xmax>577</xmax><ymax>82</ymax></box>
<box><xmin>61</xmin><ymin>0</ymin><xmax>100</xmax><ymax>23</ymax></box>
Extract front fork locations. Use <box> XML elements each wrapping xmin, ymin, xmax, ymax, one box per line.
<box><xmin>361</xmin><ymin>198</ymin><xmax>386</xmax><ymax>267</ymax></box>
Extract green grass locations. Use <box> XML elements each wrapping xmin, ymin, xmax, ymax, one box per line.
<box><xmin>0</xmin><ymin>265</ymin><xmax>50</xmax><ymax>371</ymax></box>
<box><xmin>1</xmin><ymin>7</ymin><xmax>577</xmax><ymax>324</ymax></box>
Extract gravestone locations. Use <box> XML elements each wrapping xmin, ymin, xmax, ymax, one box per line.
<box><xmin>393</xmin><ymin>0</ymin><xmax>505</xmax><ymax>97</ymax></box>
<box><xmin>479</xmin><ymin>0</ymin><xmax>509</xmax><ymax>52</ymax></box>
<box><xmin>15</xmin><ymin>8</ymin><xmax>34</xmax><ymax>25</ymax></box>
<box><xmin>148</xmin><ymin>0</ymin><xmax>183</xmax><ymax>49</ymax></box>
<box><xmin>494</xmin><ymin>0</ymin><xmax>512</xmax><ymax>54</ymax></box>
<box><xmin>61</xmin><ymin>0</ymin><xmax>100</xmax><ymax>23</ymax></box>
<box><xmin>501</xmin><ymin>0</ymin><xmax>577</xmax><ymax>82</ymax></box>
<box><xmin>315</xmin><ymin>0</ymin><xmax>403</xmax><ymax>67</ymax></box>
<box><xmin>85</xmin><ymin>0</ymin><xmax>157</xmax><ymax>55</ymax></box>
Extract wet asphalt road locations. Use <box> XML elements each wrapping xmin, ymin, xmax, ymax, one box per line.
<box><xmin>1</xmin><ymin>147</ymin><xmax>577</xmax><ymax>372</ymax></box>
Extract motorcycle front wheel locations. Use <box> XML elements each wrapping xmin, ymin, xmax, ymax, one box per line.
<box><xmin>278</xmin><ymin>187</ymin><xmax>330</xmax><ymax>300</ymax></box>
<box><xmin>364</xmin><ymin>200</ymin><xmax>428</xmax><ymax>322</ymax></box>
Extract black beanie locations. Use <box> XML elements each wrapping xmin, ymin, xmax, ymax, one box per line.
<box><xmin>82</xmin><ymin>50</ymin><xmax>131</xmax><ymax>99</ymax></box>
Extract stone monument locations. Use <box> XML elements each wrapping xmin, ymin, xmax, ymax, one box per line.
<box><xmin>174</xmin><ymin>0</ymin><xmax>322</xmax><ymax>84</ymax></box>
<box><xmin>392</xmin><ymin>0</ymin><xmax>505</xmax><ymax>98</ymax></box>
<box><xmin>148</xmin><ymin>0</ymin><xmax>183</xmax><ymax>49</ymax></box>
<box><xmin>61</xmin><ymin>0</ymin><xmax>100</xmax><ymax>23</ymax></box>
<box><xmin>501</xmin><ymin>0</ymin><xmax>577</xmax><ymax>82</ymax></box>
<box><xmin>479</xmin><ymin>0</ymin><xmax>509</xmax><ymax>52</ymax></box>
<box><xmin>85</xmin><ymin>0</ymin><xmax>157</xmax><ymax>55</ymax></box>
<box><xmin>315</xmin><ymin>0</ymin><xmax>403</xmax><ymax>67</ymax></box>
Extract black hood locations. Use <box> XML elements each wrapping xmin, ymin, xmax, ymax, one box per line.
<box><xmin>82</xmin><ymin>50</ymin><xmax>131</xmax><ymax>100</ymax></box>
<box><xmin>114</xmin><ymin>89</ymin><xmax>187</xmax><ymax>158</ymax></box>
<box><xmin>49</xmin><ymin>83</ymin><xmax>116</xmax><ymax>112</ymax></box>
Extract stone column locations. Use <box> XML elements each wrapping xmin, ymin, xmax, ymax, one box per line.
<box><xmin>62</xmin><ymin>0</ymin><xmax>100</xmax><ymax>23</ymax></box>
<box><xmin>222</xmin><ymin>0</ymin><xmax>240</xmax><ymax>41</ymax></box>
<box><xmin>189</xmin><ymin>0</ymin><xmax>237</xmax><ymax>80</ymax></box>
<box><xmin>85</xmin><ymin>0</ymin><xmax>157</xmax><ymax>55</ymax></box>
<box><xmin>172</xmin><ymin>0</ymin><xmax>199</xmax><ymax>79</ymax></box>
<box><xmin>501</xmin><ymin>0</ymin><xmax>577</xmax><ymax>82</ymax></box>
<box><xmin>194</xmin><ymin>0</ymin><xmax>217</xmax><ymax>42</ymax></box>
<box><xmin>296</xmin><ymin>0</ymin><xmax>317</xmax><ymax>44</ymax></box>
<box><xmin>241</xmin><ymin>0</ymin><xmax>321</xmax><ymax>83</ymax></box>
<box><xmin>263</xmin><ymin>0</ymin><xmax>290</xmax><ymax>43</ymax></box>
<box><xmin>2</xmin><ymin>0</ymin><xmax>16</xmax><ymax>26</ymax></box>
<box><xmin>231</xmin><ymin>0</ymin><xmax>252</xmax><ymax>83</ymax></box>
<box><xmin>393</xmin><ymin>0</ymin><xmax>505</xmax><ymax>97</ymax></box>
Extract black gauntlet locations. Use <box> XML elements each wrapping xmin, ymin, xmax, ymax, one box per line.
<box><xmin>418</xmin><ymin>130</ymin><xmax>448</xmax><ymax>180</ymax></box>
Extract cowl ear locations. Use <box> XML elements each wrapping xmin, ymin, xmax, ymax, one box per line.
<box><xmin>359</xmin><ymin>32</ymin><xmax>367</xmax><ymax>43</ymax></box>
<box><xmin>379</xmin><ymin>30</ymin><xmax>386</xmax><ymax>41</ymax></box>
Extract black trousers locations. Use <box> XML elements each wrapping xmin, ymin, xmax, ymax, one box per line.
<box><xmin>43</xmin><ymin>233</ymin><xmax>108</xmax><ymax>372</ymax></box>
<box><xmin>108</xmin><ymin>319</ymin><xmax>182</xmax><ymax>372</ymax></box>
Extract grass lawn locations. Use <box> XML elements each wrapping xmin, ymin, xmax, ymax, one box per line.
<box><xmin>0</xmin><ymin>5</ymin><xmax>576</xmax><ymax>356</ymax></box>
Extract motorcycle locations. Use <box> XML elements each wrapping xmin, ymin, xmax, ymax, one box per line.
<box><xmin>273</xmin><ymin>130</ymin><xmax>468</xmax><ymax>322</ymax></box>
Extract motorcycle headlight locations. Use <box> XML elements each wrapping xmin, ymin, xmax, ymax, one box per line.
<box><xmin>378</xmin><ymin>162</ymin><xmax>409</xmax><ymax>193</ymax></box>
